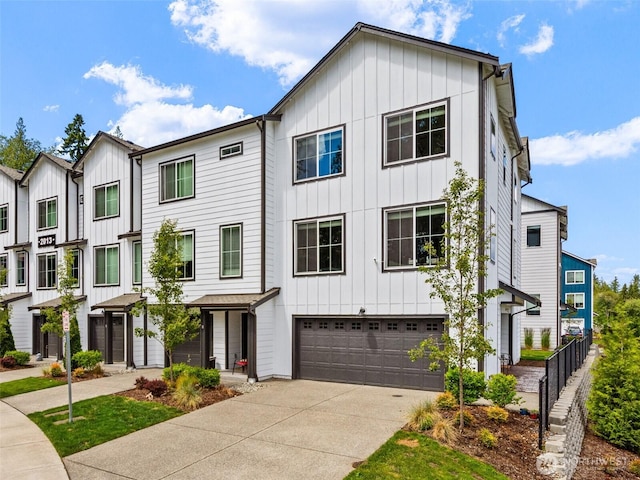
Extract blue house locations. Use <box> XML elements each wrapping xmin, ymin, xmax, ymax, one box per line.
<box><xmin>561</xmin><ymin>251</ymin><xmax>596</xmax><ymax>334</ymax></box>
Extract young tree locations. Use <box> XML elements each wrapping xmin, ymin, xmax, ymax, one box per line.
<box><xmin>41</xmin><ymin>250</ymin><xmax>82</xmax><ymax>363</ymax></box>
<box><xmin>135</xmin><ymin>218</ymin><xmax>200</xmax><ymax>381</ymax></box>
<box><xmin>58</xmin><ymin>114</ymin><xmax>89</xmax><ymax>162</ymax></box>
<box><xmin>113</xmin><ymin>126</ymin><xmax>124</xmax><ymax>139</ymax></box>
<box><xmin>0</xmin><ymin>117</ymin><xmax>49</xmax><ymax>170</ymax></box>
<box><xmin>409</xmin><ymin>161</ymin><xmax>501</xmax><ymax>430</ymax></box>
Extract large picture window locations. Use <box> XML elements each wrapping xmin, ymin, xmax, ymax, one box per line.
<box><xmin>37</xmin><ymin>197</ymin><xmax>57</xmax><ymax>230</ymax></box>
<box><xmin>177</xmin><ymin>232</ymin><xmax>194</xmax><ymax>280</ymax></box>
<box><xmin>294</xmin><ymin>127</ymin><xmax>343</xmax><ymax>182</ymax></box>
<box><xmin>133</xmin><ymin>241</ymin><xmax>142</xmax><ymax>285</ymax></box>
<box><xmin>220</xmin><ymin>224</ymin><xmax>242</xmax><ymax>278</ymax></box>
<box><xmin>565</xmin><ymin>270</ymin><xmax>585</xmax><ymax>284</ymax></box>
<box><xmin>566</xmin><ymin>293</ymin><xmax>585</xmax><ymax>310</ymax></box>
<box><xmin>526</xmin><ymin>225</ymin><xmax>541</xmax><ymax>247</ymax></box>
<box><xmin>0</xmin><ymin>204</ymin><xmax>7</xmax><ymax>232</ymax></box>
<box><xmin>16</xmin><ymin>251</ymin><xmax>27</xmax><ymax>286</ymax></box>
<box><xmin>94</xmin><ymin>245</ymin><xmax>119</xmax><ymax>286</ymax></box>
<box><xmin>160</xmin><ymin>157</ymin><xmax>194</xmax><ymax>202</ymax></box>
<box><xmin>384</xmin><ymin>100</ymin><xmax>447</xmax><ymax>165</ymax></box>
<box><xmin>94</xmin><ymin>182</ymin><xmax>119</xmax><ymax>219</ymax></box>
<box><xmin>294</xmin><ymin>216</ymin><xmax>343</xmax><ymax>275</ymax></box>
<box><xmin>37</xmin><ymin>252</ymin><xmax>57</xmax><ymax>289</ymax></box>
<box><xmin>385</xmin><ymin>203</ymin><xmax>446</xmax><ymax>269</ymax></box>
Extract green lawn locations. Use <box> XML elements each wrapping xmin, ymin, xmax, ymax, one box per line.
<box><xmin>344</xmin><ymin>430</ymin><xmax>509</xmax><ymax>480</ymax></box>
<box><xmin>29</xmin><ymin>395</ymin><xmax>183</xmax><ymax>457</ymax></box>
<box><xmin>0</xmin><ymin>376</ymin><xmax>65</xmax><ymax>398</ymax></box>
<box><xmin>520</xmin><ymin>349</ymin><xmax>554</xmax><ymax>361</ymax></box>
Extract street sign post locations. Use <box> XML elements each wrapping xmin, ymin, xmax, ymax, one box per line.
<box><xmin>62</xmin><ymin>310</ymin><xmax>73</xmax><ymax>423</ymax></box>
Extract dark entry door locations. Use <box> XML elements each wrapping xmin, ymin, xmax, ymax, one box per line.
<box><xmin>89</xmin><ymin>315</ymin><xmax>107</xmax><ymax>360</ymax></box>
<box><xmin>32</xmin><ymin>315</ymin><xmax>60</xmax><ymax>359</ymax></box>
<box><xmin>112</xmin><ymin>315</ymin><xmax>124</xmax><ymax>363</ymax></box>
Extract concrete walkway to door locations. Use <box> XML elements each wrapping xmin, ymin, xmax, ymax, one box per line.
<box><xmin>64</xmin><ymin>380</ymin><xmax>436</xmax><ymax>479</ymax></box>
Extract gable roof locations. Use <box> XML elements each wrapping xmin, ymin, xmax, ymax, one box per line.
<box><xmin>562</xmin><ymin>251</ymin><xmax>597</xmax><ymax>268</ymax></box>
<box><xmin>75</xmin><ymin>131</ymin><xmax>145</xmax><ymax>170</ymax></box>
<box><xmin>0</xmin><ymin>164</ymin><xmax>24</xmax><ymax>182</ymax></box>
<box><xmin>19</xmin><ymin>152</ymin><xmax>73</xmax><ymax>186</ymax></box>
<box><xmin>269</xmin><ymin>22</ymin><xmax>501</xmax><ymax>115</ymax></box>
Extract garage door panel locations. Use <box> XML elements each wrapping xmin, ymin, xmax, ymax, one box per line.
<box><xmin>298</xmin><ymin>317</ymin><xmax>444</xmax><ymax>391</ymax></box>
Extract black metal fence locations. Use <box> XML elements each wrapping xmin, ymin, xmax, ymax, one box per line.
<box><xmin>538</xmin><ymin>329</ymin><xmax>592</xmax><ymax>448</ymax></box>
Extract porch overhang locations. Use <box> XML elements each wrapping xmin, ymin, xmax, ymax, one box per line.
<box><xmin>499</xmin><ymin>281</ymin><xmax>541</xmax><ymax>307</ymax></box>
<box><xmin>0</xmin><ymin>292</ymin><xmax>32</xmax><ymax>306</ymax></box>
<box><xmin>28</xmin><ymin>295</ymin><xmax>87</xmax><ymax>310</ymax></box>
<box><xmin>91</xmin><ymin>293</ymin><xmax>146</xmax><ymax>312</ymax></box>
<box><xmin>189</xmin><ymin>287</ymin><xmax>280</xmax><ymax>312</ymax></box>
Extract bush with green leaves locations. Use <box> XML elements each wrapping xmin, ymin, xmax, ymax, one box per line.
<box><xmin>163</xmin><ymin>363</ymin><xmax>220</xmax><ymax>388</ymax></box>
<box><xmin>524</xmin><ymin>328</ymin><xmax>534</xmax><ymax>349</ymax></box>
<box><xmin>485</xmin><ymin>405</ymin><xmax>509</xmax><ymax>423</ymax></box>
<box><xmin>485</xmin><ymin>373</ymin><xmax>521</xmax><ymax>408</ymax></box>
<box><xmin>588</xmin><ymin>313</ymin><xmax>640</xmax><ymax>454</ymax></box>
<box><xmin>72</xmin><ymin>350</ymin><xmax>102</xmax><ymax>370</ymax></box>
<box><xmin>435</xmin><ymin>391</ymin><xmax>458</xmax><ymax>410</ymax></box>
<box><xmin>445</xmin><ymin>368</ymin><xmax>486</xmax><ymax>404</ymax></box>
<box><xmin>4</xmin><ymin>350</ymin><xmax>30</xmax><ymax>366</ymax></box>
<box><xmin>478</xmin><ymin>428</ymin><xmax>497</xmax><ymax>448</ymax></box>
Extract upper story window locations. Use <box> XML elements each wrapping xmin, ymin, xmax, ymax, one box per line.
<box><xmin>16</xmin><ymin>251</ymin><xmax>27</xmax><ymax>286</ymax></box>
<box><xmin>37</xmin><ymin>197</ymin><xmax>57</xmax><ymax>230</ymax></box>
<box><xmin>94</xmin><ymin>245</ymin><xmax>119</xmax><ymax>286</ymax></box>
<box><xmin>294</xmin><ymin>216</ymin><xmax>344</xmax><ymax>275</ymax></box>
<box><xmin>0</xmin><ymin>254</ymin><xmax>7</xmax><ymax>287</ymax></box>
<box><xmin>70</xmin><ymin>249</ymin><xmax>80</xmax><ymax>288</ymax></box>
<box><xmin>566</xmin><ymin>292</ymin><xmax>585</xmax><ymax>309</ymax></box>
<box><xmin>566</xmin><ymin>270</ymin><xmax>585</xmax><ymax>284</ymax></box>
<box><xmin>294</xmin><ymin>126</ymin><xmax>343</xmax><ymax>183</ymax></box>
<box><xmin>177</xmin><ymin>232</ymin><xmax>194</xmax><ymax>280</ymax></box>
<box><xmin>384</xmin><ymin>100</ymin><xmax>447</xmax><ymax>166</ymax></box>
<box><xmin>160</xmin><ymin>156</ymin><xmax>194</xmax><ymax>202</ymax></box>
<box><xmin>489</xmin><ymin>207</ymin><xmax>496</xmax><ymax>263</ymax></box>
<box><xmin>0</xmin><ymin>204</ymin><xmax>7</xmax><ymax>232</ymax></box>
<box><xmin>94</xmin><ymin>182</ymin><xmax>119</xmax><ymax>220</ymax></box>
<box><xmin>490</xmin><ymin>116</ymin><xmax>497</xmax><ymax>160</ymax></box>
<box><xmin>220</xmin><ymin>142</ymin><xmax>243</xmax><ymax>159</ymax></box>
<box><xmin>37</xmin><ymin>252</ymin><xmax>57</xmax><ymax>289</ymax></box>
<box><xmin>133</xmin><ymin>241</ymin><xmax>142</xmax><ymax>285</ymax></box>
<box><xmin>526</xmin><ymin>225</ymin><xmax>541</xmax><ymax>247</ymax></box>
<box><xmin>384</xmin><ymin>203</ymin><xmax>446</xmax><ymax>269</ymax></box>
<box><xmin>220</xmin><ymin>224</ymin><xmax>242</xmax><ymax>278</ymax></box>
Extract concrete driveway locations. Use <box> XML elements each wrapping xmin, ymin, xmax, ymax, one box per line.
<box><xmin>64</xmin><ymin>379</ymin><xmax>436</xmax><ymax>479</ymax></box>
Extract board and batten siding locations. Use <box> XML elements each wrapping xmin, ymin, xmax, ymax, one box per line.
<box><xmin>140</xmin><ymin>124</ymin><xmax>264</xmax><ymax>304</ymax></box>
<box><xmin>270</xmin><ymin>32</ymin><xmax>484</xmax><ymax>377</ymax></box>
<box><xmin>520</xmin><ymin>209</ymin><xmax>561</xmax><ymax>349</ymax></box>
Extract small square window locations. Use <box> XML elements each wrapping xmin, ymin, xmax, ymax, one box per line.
<box><xmin>319</xmin><ymin>322</ymin><xmax>328</xmax><ymax>329</ymax></box>
<box><xmin>368</xmin><ymin>322</ymin><xmax>380</xmax><ymax>331</ymax></box>
<box><xmin>351</xmin><ymin>322</ymin><xmax>361</xmax><ymax>330</ymax></box>
<box><xmin>425</xmin><ymin>322</ymin><xmax>439</xmax><ymax>331</ymax></box>
<box><xmin>303</xmin><ymin>321</ymin><xmax>313</xmax><ymax>329</ymax></box>
<box><xmin>387</xmin><ymin>322</ymin><xmax>398</xmax><ymax>331</ymax></box>
<box><xmin>406</xmin><ymin>322</ymin><xmax>418</xmax><ymax>331</ymax></box>
<box><xmin>334</xmin><ymin>322</ymin><xmax>344</xmax><ymax>330</ymax></box>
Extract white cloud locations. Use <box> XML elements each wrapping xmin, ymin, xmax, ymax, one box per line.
<box><xmin>168</xmin><ymin>0</ymin><xmax>472</xmax><ymax>87</ymax></box>
<box><xmin>84</xmin><ymin>61</ymin><xmax>249</xmax><ymax>146</ymax></box>
<box><xmin>43</xmin><ymin>105</ymin><xmax>59</xmax><ymax>112</ymax></box>
<box><xmin>530</xmin><ymin>117</ymin><xmax>640</xmax><ymax>166</ymax></box>
<box><xmin>519</xmin><ymin>23</ymin><xmax>554</xmax><ymax>56</ymax></box>
<box><xmin>497</xmin><ymin>14</ymin><xmax>525</xmax><ymax>47</ymax></box>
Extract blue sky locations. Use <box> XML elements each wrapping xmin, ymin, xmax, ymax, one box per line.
<box><xmin>1</xmin><ymin>0</ymin><xmax>639</xmax><ymax>285</ymax></box>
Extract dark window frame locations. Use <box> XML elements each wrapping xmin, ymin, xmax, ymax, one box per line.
<box><xmin>220</xmin><ymin>223</ymin><xmax>243</xmax><ymax>279</ymax></box>
<box><xmin>159</xmin><ymin>155</ymin><xmax>195</xmax><ymax>203</ymax></box>
<box><xmin>132</xmin><ymin>241</ymin><xmax>142</xmax><ymax>285</ymax></box>
<box><xmin>94</xmin><ymin>244</ymin><xmax>120</xmax><ymax>287</ymax></box>
<box><xmin>16</xmin><ymin>250</ymin><xmax>27</xmax><ymax>286</ymax></box>
<box><xmin>293</xmin><ymin>214</ymin><xmax>345</xmax><ymax>276</ymax></box>
<box><xmin>177</xmin><ymin>230</ymin><xmax>195</xmax><ymax>281</ymax></box>
<box><xmin>93</xmin><ymin>180</ymin><xmax>120</xmax><ymax>220</ymax></box>
<box><xmin>0</xmin><ymin>254</ymin><xmax>7</xmax><ymax>286</ymax></box>
<box><xmin>37</xmin><ymin>252</ymin><xmax>57</xmax><ymax>290</ymax></box>
<box><xmin>527</xmin><ymin>225</ymin><xmax>541</xmax><ymax>247</ymax></box>
<box><xmin>0</xmin><ymin>204</ymin><xmax>7</xmax><ymax>232</ymax></box>
<box><xmin>36</xmin><ymin>196</ymin><xmax>58</xmax><ymax>231</ymax></box>
<box><xmin>220</xmin><ymin>142</ymin><xmax>243</xmax><ymax>159</ymax></box>
<box><xmin>292</xmin><ymin>125</ymin><xmax>345</xmax><ymax>184</ymax></box>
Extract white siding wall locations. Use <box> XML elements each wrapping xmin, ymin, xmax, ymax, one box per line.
<box><xmin>271</xmin><ymin>33</ymin><xmax>483</xmax><ymax>377</ymax></box>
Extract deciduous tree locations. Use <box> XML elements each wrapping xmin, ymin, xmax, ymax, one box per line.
<box><xmin>0</xmin><ymin>117</ymin><xmax>50</xmax><ymax>170</ymax></box>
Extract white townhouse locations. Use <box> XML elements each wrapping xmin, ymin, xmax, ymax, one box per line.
<box><xmin>16</xmin><ymin>153</ymin><xmax>87</xmax><ymax>359</ymax></box>
<box><xmin>73</xmin><ymin>132</ymin><xmax>144</xmax><ymax>368</ymax></box>
<box><xmin>520</xmin><ymin>194</ymin><xmax>568</xmax><ymax>349</ymax></box>
<box><xmin>0</xmin><ymin>165</ymin><xmax>32</xmax><ymax>350</ymax></box>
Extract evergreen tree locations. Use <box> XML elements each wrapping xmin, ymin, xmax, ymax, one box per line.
<box><xmin>409</xmin><ymin>161</ymin><xmax>501</xmax><ymax>431</ymax></box>
<box><xmin>0</xmin><ymin>306</ymin><xmax>16</xmax><ymax>357</ymax></box>
<box><xmin>113</xmin><ymin>126</ymin><xmax>123</xmax><ymax>139</ymax></box>
<box><xmin>0</xmin><ymin>117</ymin><xmax>49</xmax><ymax>170</ymax></box>
<box><xmin>58</xmin><ymin>114</ymin><xmax>89</xmax><ymax>162</ymax></box>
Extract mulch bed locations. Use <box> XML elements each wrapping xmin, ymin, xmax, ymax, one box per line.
<box><xmin>114</xmin><ymin>384</ymin><xmax>241</xmax><ymax>412</ymax></box>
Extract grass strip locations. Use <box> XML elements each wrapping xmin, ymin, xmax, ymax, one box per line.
<box><xmin>345</xmin><ymin>430</ymin><xmax>509</xmax><ymax>480</ymax></box>
<box><xmin>0</xmin><ymin>376</ymin><xmax>65</xmax><ymax>398</ymax></box>
<box><xmin>520</xmin><ymin>349</ymin><xmax>554</xmax><ymax>361</ymax></box>
<box><xmin>29</xmin><ymin>395</ymin><xmax>183</xmax><ymax>457</ymax></box>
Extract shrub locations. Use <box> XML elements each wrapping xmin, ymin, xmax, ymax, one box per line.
<box><xmin>435</xmin><ymin>391</ymin><xmax>457</xmax><ymax>410</ymax></box>
<box><xmin>445</xmin><ymin>368</ymin><xmax>486</xmax><ymax>404</ymax></box>
<box><xmin>163</xmin><ymin>363</ymin><xmax>220</xmax><ymax>388</ymax></box>
<box><xmin>478</xmin><ymin>428</ymin><xmax>497</xmax><ymax>448</ymax></box>
<box><xmin>135</xmin><ymin>376</ymin><xmax>149</xmax><ymax>390</ymax></box>
<box><xmin>406</xmin><ymin>400</ymin><xmax>440</xmax><ymax>431</ymax></box>
<box><xmin>72</xmin><ymin>350</ymin><xmax>102</xmax><ymax>370</ymax></box>
<box><xmin>72</xmin><ymin>367</ymin><xmax>86</xmax><ymax>378</ymax></box>
<box><xmin>0</xmin><ymin>307</ymin><xmax>16</xmax><ymax>357</ymax></box>
<box><xmin>1</xmin><ymin>356</ymin><xmax>17</xmax><ymax>368</ymax></box>
<box><xmin>430</xmin><ymin>417</ymin><xmax>458</xmax><ymax>446</ymax></box>
<box><xmin>485</xmin><ymin>373</ymin><xmax>521</xmax><ymax>408</ymax></box>
<box><xmin>144</xmin><ymin>379</ymin><xmax>168</xmax><ymax>397</ymax></box>
<box><xmin>628</xmin><ymin>459</ymin><xmax>640</xmax><ymax>476</ymax></box>
<box><xmin>541</xmin><ymin>328</ymin><xmax>551</xmax><ymax>350</ymax></box>
<box><xmin>49</xmin><ymin>362</ymin><xmax>64</xmax><ymax>377</ymax></box>
<box><xmin>524</xmin><ymin>328</ymin><xmax>534</xmax><ymax>349</ymax></box>
<box><xmin>172</xmin><ymin>374</ymin><xmax>203</xmax><ymax>411</ymax></box>
<box><xmin>485</xmin><ymin>405</ymin><xmax>509</xmax><ymax>423</ymax></box>
<box><xmin>454</xmin><ymin>409</ymin><xmax>475</xmax><ymax>426</ymax></box>
<box><xmin>4</xmin><ymin>350</ymin><xmax>29</xmax><ymax>366</ymax></box>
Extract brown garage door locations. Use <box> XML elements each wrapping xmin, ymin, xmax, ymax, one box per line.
<box><xmin>297</xmin><ymin>317</ymin><xmax>444</xmax><ymax>391</ymax></box>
